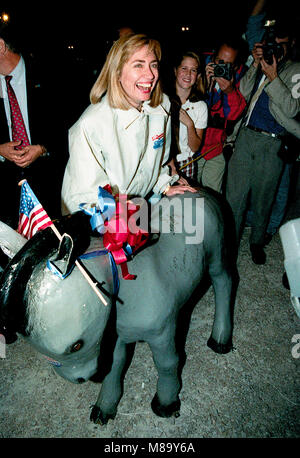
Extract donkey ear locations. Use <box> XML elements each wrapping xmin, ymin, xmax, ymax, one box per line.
<box><xmin>0</xmin><ymin>221</ymin><xmax>27</xmax><ymax>259</ymax></box>
<box><xmin>47</xmin><ymin>233</ymin><xmax>76</xmax><ymax>279</ymax></box>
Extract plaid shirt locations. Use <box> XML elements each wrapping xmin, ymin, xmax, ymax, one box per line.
<box><xmin>177</xmin><ymin>158</ymin><xmax>197</xmax><ymax>180</ymax></box>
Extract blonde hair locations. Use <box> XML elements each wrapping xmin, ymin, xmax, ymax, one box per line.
<box><xmin>90</xmin><ymin>34</ymin><xmax>163</xmax><ymax>109</ymax></box>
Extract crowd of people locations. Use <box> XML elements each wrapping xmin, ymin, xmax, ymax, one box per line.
<box><xmin>0</xmin><ymin>0</ymin><xmax>300</xmax><ymax>273</ymax></box>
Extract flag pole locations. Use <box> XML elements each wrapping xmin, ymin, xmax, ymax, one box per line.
<box><xmin>18</xmin><ymin>180</ymin><xmax>108</xmax><ymax>306</ymax></box>
<box><xmin>179</xmin><ymin>143</ymin><xmax>221</xmax><ymax>171</ymax></box>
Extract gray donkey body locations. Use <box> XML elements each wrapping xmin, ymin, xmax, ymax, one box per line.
<box><xmin>0</xmin><ymin>191</ymin><xmax>235</xmax><ymax>424</ymax></box>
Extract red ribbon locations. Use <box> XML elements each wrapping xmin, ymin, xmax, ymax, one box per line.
<box><xmin>102</xmin><ymin>187</ymin><xmax>149</xmax><ymax>280</ymax></box>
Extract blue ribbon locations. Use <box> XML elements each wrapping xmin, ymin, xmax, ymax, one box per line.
<box><xmin>78</xmin><ymin>187</ymin><xmax>121</xmax><ymax>295</ymax></box>
<box><xmin>46</xmin><ymin>259</ymin><xmax>75</xmax><ymax>279</ymax></box>
<box><xmin>46</xmin><ymin>249</ymin><xmax>120</xmax><ymax>297</ymax></box>
<box><xmin>79</xmin><ymin>249</ymin><xmax>120</xmax><ymax>296</ymax></box>
<box><xmin>46</xmin><ymin>187</ymin><xmax>121</xmax><ymax>301</ymax></box>
<box><xmin>79</xmin><ymin>186</ymin><xmax>116</xmax><ymax>234</ymax></box>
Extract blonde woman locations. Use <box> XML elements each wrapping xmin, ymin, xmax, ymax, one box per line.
<box><xmin>61</xmin><ymin>34</ymin><xmax>195</xmax><ymax>215</ymax></box>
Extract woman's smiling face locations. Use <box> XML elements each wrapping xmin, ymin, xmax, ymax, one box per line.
<box><xmin>119</xmin><ymin>45</ymin><xmax>159</xmax><ymax>109</ymax></box>
<box><xmin>175</xmin><ymin>56</ymin><xmax>199</xmax><ymax>90</ymax></box>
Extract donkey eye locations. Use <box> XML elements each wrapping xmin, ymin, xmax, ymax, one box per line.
<box><xmin>70</xmin><ymin>340</ymin><xmax>83</xmax><ymax>353</ymax></box>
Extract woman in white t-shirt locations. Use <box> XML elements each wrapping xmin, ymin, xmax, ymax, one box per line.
<box><xmin>168</xmin><ymin>52</ymin><xmax>208</xmax><ymax>181</ymax></box>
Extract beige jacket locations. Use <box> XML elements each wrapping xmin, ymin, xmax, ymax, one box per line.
<box><xmin>240</xmin><ymin>59</ymin><xmax>300</xmax><ymax>138</ymax></box>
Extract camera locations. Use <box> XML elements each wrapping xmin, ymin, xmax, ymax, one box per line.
<box><xmin>261</xmin><ymin>24</ymin><xmax>285</xmax><ymax>64</ymax></box>
<box><xmin>213</xmin><ymin>60</ymin><xmax>233</xmax><ymax>80</ymax></box>
<box><xmin>262</xmin><ymin>41</ymin><xmax>284</xmax><ymax>64</ymax></box>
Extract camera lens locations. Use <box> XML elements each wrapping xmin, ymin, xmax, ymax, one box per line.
<box><xmin>263</xmin><ymin>41</ymin><xmax>284</xmax><ymax>64</ymax></box>
<box><xmin>214</xmin><ymin>66</ymin><xmax>225</xmax><ymax>77</ymax></box>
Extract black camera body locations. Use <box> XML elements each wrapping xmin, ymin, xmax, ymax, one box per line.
<box><xmin>262</xmin><ymin>41</ymin><xmax>284</xmax><ymax>64</ymax></box>
<box><xmin>261</xmin><ymin>25</ymin><xmax>285</xmax><ymax>64</ymax></box>
<box><xmin>213</xmin><ymin>60</ymin><xmax>233</xmax><ymax>80</ymax></box>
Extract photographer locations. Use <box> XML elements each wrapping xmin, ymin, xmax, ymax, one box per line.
<box><xmin>196</xmin><ymin>39</ymin><xmax>247</xmax><ymax>192</ymax></box>
<box><xmin>226</xmin><ymin>19</ymin><xmax>300</xmax><ymax>264</ymax></box>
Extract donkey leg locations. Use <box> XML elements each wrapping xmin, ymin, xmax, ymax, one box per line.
<box><xmin>208</xmin><ymin>265</ymin><xmax>233</xmax><ymax>354</ymax></box>
<box><xmin>90</xmin><ymin>338</ymin><xmax>134</xmax><ymax>425</ymax></box>
<box><xmin>148</xmin><ymin>324</ymin><xmax>181</xmax><ymax>418</ymax></box>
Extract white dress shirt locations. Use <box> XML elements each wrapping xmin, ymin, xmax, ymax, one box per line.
<box><xmin>0</xmin><ymin>56</ymin><xmax>31</xmax><ymax>144</ymax></box>
<box><xmin>61</xmin><ymin>93</ymin><xmax>177</xmax><ymax>215</ymax></box>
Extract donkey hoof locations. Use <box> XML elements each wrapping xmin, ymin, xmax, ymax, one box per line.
<box><xmin>90</xmin><ymin>405</ymin><xmax>116</xmax><ymax>425</ymax></box>
<box><xmin>207</xmin><ymin>336</ymin><xmax>233</xmax><ymax>354</ymax></box>
<box><xmin>151</xmin><ymin>393</ymin><xmax>181</xmax><ymax>418</ymax></box>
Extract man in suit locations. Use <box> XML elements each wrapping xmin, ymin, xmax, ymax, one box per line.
<box><xmin>0</xmin><ymin>23</ymin><xmax>67</xmax><ymax>229</ymax></box>
<box><xmin>0</xmin><ymin>23</ymin><xmax>69</xmax><ymax>343</ymax></box>
<box><xmin>226</xmin><ymin>19</ymin><xmax>300</xmax><ymax>264</ymax></box>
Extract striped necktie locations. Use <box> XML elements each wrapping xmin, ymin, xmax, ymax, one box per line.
<box><xmin>5</xmin><ymin>75</ymin><xmax>30</xmax><ymax>150</ymax></box>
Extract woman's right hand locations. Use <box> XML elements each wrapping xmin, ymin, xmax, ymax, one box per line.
<box><xmin>165</xmin><ymin>183</ymin><xmax>198</xmax><ymax>196</ymax></box>
<box><xmin>177</xmin><ymin>176</ymin><xmax>189</xmax><ymax>186</ymax></box>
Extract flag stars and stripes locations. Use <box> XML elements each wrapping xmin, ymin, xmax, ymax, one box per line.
<box><xmin>18</xmin><ymin>181</ymin><xmax>52</xmax><ymax>239</ymax></box>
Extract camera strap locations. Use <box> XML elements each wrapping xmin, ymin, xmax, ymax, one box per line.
<box><xmin>232</xmin><ymin>63</ymin><xmax>270</xmax><ymax>140</ymax></box>
<box><xmin>232</xmin><ymin>56</ymin><xmax>289</xmax><ymax>142</ymax></box>
<box><xmin>245</xmin><ymin>76</ymin><xmax>268</xmax><ymax>122</ymax></box>
<box><xmin>242</xmin><ymin>57</ymin><xmax>288</xmax><ymax>125</ymax></box>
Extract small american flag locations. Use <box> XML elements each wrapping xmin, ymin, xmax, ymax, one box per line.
<box><xmin>18</xmin><ymin>180</ymin><xmax>52</xmax><ymax>239</ymax></box>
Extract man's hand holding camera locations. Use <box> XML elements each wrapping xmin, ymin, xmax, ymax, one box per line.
<box><xmin>252</xmin><ymin>42</ymin><xmax>280</xmax><ymax>82</ymax></box>
<box><xmin>260</xmin><ymin>54</ymin><xmax>278</xmax><ymax>82</ymax></box>
<box><xmin>206</xmin><ymin>61</ymin><xmax>234</xmax><ymax>94</ymax></box>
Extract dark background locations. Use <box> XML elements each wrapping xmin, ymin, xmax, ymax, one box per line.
<box><xmin>2</xmin><ymin>1</ymin><xmax>300</xmax><ymax>57</ymax></box>
<box><xmin>1</xmin><ymin>0</ymin><xmax>300</xmax><ymax>127</ymax></box>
